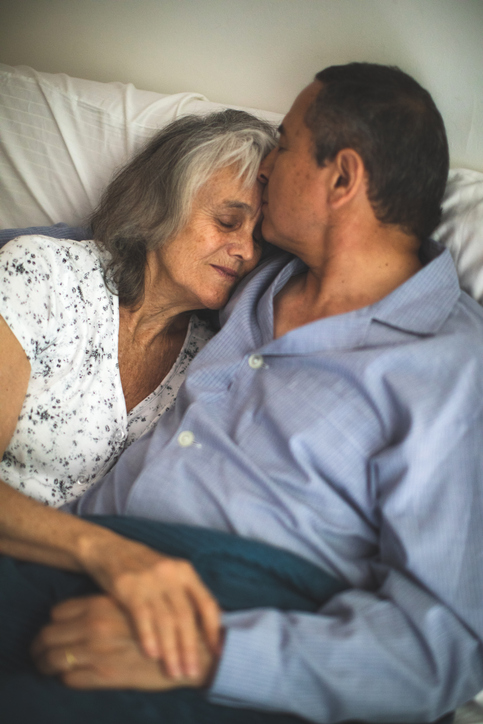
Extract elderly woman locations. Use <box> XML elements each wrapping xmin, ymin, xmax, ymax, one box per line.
<box><xmin>0</xmin><ymin>109</ymin><xmax>276</xmax><ymax>677</ymax></box>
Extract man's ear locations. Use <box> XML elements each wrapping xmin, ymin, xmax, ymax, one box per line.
<box><xmin>328</xmin><ymin>149</ymin><xmax>366</xmax><ymax>209</ymax></box>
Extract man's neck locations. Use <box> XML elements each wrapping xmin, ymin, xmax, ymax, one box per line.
<box><xmin>273</xmin><ymin>226</ymin><xmax>422</xmax><ymax>339</ymax></box>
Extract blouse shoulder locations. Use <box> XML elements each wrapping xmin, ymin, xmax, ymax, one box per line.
<box><xmin>0</xmin><ymin>236</ymin><xmax>111</xmax><ymax>361</ymax></box>
<box><xmin>0</xmin><ymin>235</ymin><xmax>105</xmax><ymax>280</ymax></box>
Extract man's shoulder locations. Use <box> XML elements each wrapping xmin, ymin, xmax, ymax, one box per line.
<box><xmin>404</xmin><ymin>288</ymin><xmax>483</xmax><ymax>412</ymax></box>
<box><xmin>442</xmin><ymin>288</ymin><xmax>483</xmax><ymax>353</ymax></box>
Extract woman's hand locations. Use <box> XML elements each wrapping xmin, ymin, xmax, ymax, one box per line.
<box><xmin>31</xmin><ymin>595</ymin><xmax>219</xmax><ymax>689</ymax></box>
<box><xmin>0</xmin><ymin>311</ymin><xmax>220</xmax><ymax>679</ymax></box>
<box><xmin>0</xmin><ymin>477</ymin><xmax>220</xmax><ymax>680</ymax></box>
<box><xmin>78</xmin><ymin>534</ymin><xmax>221</xmax><ymax>679</ymax></box>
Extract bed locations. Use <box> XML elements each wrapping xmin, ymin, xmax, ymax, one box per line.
<box><xmin>1</xmin><ymin>61</ymin><xmax>483</xmax><ymax>723</ymax></box>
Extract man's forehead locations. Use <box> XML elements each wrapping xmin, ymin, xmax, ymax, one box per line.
<box><xmin>282</xmin><ymin>81</ymin><xmax>322</xmax><ymax>136</ymax></box>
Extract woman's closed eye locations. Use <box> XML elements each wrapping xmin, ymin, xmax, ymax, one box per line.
<box><xmin>218</xmin><ymin>217</ymin><xmax>242</xmax><ymax>230</ymax></box>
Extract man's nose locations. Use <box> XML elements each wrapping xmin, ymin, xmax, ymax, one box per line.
<box><xmin>258</xmin><ymin>148</ymin><xmax>276</xmax><ymax>184</ymax></box>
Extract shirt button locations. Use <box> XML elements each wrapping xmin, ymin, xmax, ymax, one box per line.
<box><xmin>178</xmin><ymin>431</ymin><xmax>195</xmax><ymax>448</ymax></box>
<box><xmin>76</xmin><ymin>475</ymin><xmax>87</xmax><ymax>485</ymax></box>
<box><xmin>114</xmin><ymin>428</ymin><xmax>124</xmax><ymax>442</ymax></box>
<box><xmin>248</xmin><ymin>354</ymin><xmax>264</xmax><ymax>369</ymax></box>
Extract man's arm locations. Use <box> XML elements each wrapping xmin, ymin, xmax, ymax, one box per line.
<box><xmin>207</xmin><ymin>407</ymin><xmax>483</xmax><ymax>722</ymax></box>
<box><xmin>65</xmin><ymin>408</ymin><xmax>483</xmax><ymax>722</ymax></box>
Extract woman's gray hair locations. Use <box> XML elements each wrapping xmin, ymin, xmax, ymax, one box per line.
<box><xmin>90</xmin><ymin>109</ymin><xmax>277</xmax><ymax>307</ymax></box>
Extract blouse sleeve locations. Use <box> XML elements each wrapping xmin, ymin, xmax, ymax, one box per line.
<box><xmin>0</xmin><ymin>235</ymin><xmax>62</xmax><ymax>360</ymax></box>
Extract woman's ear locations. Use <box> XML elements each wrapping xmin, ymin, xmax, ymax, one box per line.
<box><xmin>329</xmin><ymin>149</ymin><xmax>366</xmax><ymax>209</ymax></box>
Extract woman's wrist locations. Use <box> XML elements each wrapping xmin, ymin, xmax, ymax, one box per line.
<box><xmin>74</xmin><ymin>523</ymin><xmax>125</xmax><ymax>577</ymax></box>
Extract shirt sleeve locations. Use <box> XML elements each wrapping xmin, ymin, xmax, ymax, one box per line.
<box><xmin>209</xmin><ymin>405</ymin><xmax>483</xmax><ymax>722</ymax></box>
<box><xmin>0</xmin><ymin>235</ymin><xmax>60</xmax><ymax>360</ymax></box>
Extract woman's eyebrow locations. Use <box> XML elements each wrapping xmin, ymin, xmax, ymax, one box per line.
<box><xmin>219</xmin><ymin>201</ymin><xmax>252</xmax><ymax>212</ymax></box>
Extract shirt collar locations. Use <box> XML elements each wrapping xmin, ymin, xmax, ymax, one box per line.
<box><xmin>368</xmin><ymin>239</ymin><xmax>461</xmax><ymax>335</ymax></box>
<box><xmin>258</xmin><ymin>240</ymin><xmax>461</xmax><ymax>353</ymax></box>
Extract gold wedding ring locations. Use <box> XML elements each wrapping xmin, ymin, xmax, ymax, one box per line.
<box><xmin>65</xmin><ymin>650</ymin><xmax>77</xmax><ymax>667</ymax></box>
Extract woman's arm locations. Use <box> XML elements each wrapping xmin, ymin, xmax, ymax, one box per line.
<box><xmin>0</xmin><ymin>317</ymin><xmax>221</xmax><ymax>678</ymax></box>
<box><xmin>0</xmin><ymin>315</ymin><xmax>30</xmax><ymax>457</ymax></box>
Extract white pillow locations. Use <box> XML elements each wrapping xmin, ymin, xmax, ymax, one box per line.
<box><xmin>433</xmin><ymin>168</ymin><xmax>483</xmax><ymax>303</ymax></box>
<box><xmin>1</xmin><ymin>64</ymin><xmax>483</xmax><ymax>304</ymax></box>
<box><xmin>0</xmin><ymin>63</ymin><xmax>281</xmax><ymax>228</ymax></box>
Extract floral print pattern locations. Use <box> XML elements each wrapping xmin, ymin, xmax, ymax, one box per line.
<box><xmin>0</xmin><ymin>236</ymin><xmax>213</xmax><ymax>506</ymax></box>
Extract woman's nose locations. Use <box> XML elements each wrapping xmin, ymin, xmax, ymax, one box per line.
<box><xmin>228</xmin><ymin>230</ymin><xmax>258</xmax><ymax>262</ymax></box>
<box><xmin>258</xmin><ymin>148</ymin><xmax>276</xmax><ymax>184</ymax></box>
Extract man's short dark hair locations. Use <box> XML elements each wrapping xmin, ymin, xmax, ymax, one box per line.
<box><xmin>306</xmin><ymin>63</ymin><xmax>449</xmax><ymax>241</ymax></box>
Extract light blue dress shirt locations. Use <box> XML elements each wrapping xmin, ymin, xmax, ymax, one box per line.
<box><xmin>71</xmin><ymin>241</ymin><xmax>483</xmax><ymax>723</ymax></box>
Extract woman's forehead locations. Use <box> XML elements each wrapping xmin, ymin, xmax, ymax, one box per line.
<box><xmin>197</xmin><ymin>166</ymin><xmax>262</xmax><ymax>211</ymax></box>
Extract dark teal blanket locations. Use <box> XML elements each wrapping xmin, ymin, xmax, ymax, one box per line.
<box><xmin>0</xmin><ymin>517</ymin><xmax>453</xmax><ymax>724</ymax></box>
<box><xmin>0</xmin><ymin>516</ymin><xmax>345</xmax><ymax>724</ymax></box>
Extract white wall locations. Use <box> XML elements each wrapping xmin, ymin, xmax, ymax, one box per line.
<box><xmin>1</xmin><ymin>0</ymin><xmax>482</xmax><ymax>170</ymax></box>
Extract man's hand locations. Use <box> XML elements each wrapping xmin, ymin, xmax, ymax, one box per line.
<box><xmin>31</xmin><ymin>595</ymin><xmax>221</xmax><ymax>690</ymax></box>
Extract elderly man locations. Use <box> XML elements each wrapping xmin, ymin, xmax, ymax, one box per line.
<box><xmin>2</xmin><ymin>63</ymin><xmax>483</xmax><ymax>724</ymax></box>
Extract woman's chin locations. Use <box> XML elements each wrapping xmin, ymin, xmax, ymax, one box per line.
<box><xmin>200</xmin><ymin>292</ymin><xmax>232</xmax><ymax>311</ymax></box>
<box><xmin>200</xmin><ymin>282</ymin><xmax>239</xmax><ymax>310</ymax></box>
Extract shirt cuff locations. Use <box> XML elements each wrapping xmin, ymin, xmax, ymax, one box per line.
<box><xmin>208</xmin><ymin>609</ymin><xmax>285</xmax><ymax>712</ymax></box>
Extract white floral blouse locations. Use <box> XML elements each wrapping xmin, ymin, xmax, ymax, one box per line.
<box><xmin>0</xmin><ymin>235</ymin><xmax>214</xmax><ymax>506</ymax></box>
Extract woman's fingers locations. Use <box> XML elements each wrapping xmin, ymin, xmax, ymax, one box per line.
<box><xmin>153</xmin><ymin>597</ymin><xmax>186</xmax><ymax>679</ymax></box>
<box><xmin>106</xmin><ymin>553</ymin><xmax>221</xmax><ymax>677</ymax></box>
<box><xmin>187</xmin><ymin>580</ymin><xmax>222</xmax><ymax>654</ymax></box>
<box><xmin>82</xmin><ymin>538</ymin><xmax>222</xmax><ymax>678</ymax></box>
<box><xmin>162</xmin><ymin>590</ymin><xmax>201</xmax><ymax>678</ymax></box>
<box><xmin>125</xmin><ymin>599</ymin><xmax>161</xmax><ymax>660</ymax></box>
<box><xmin>127</xmin><ymin>589</ymin><xmax>211</xmax><ymax>678</ymax></box>
<box><xmin>130</xmin><ymin>598</ymin><xmax>184</xmax><ymax>678</ymax></box>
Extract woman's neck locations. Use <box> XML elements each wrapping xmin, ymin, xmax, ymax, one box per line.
<box><xmin>117</xmin><ymin>274</ymin><xmax>193</xmax><ymax>415</ymax></box>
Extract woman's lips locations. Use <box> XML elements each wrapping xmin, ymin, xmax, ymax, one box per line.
<box><xmin>210</xmin><ymin>264</ymin><xmax>238</xmax><ymax>281</ymax></box>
